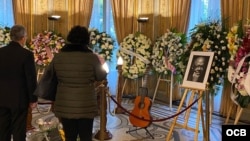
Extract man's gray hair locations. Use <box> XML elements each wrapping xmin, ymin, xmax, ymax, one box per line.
<box><xmin>10</xmin><ymin>25</ymin><xmax>26</xmax><ymax>41</ymax></box>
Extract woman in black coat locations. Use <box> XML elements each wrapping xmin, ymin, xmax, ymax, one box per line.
<box><xmin>48</xmin><ymin>25</ymin><xmax>107</xmax><ymax>141</ymax></box>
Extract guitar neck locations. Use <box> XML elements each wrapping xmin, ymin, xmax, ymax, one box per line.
<box><xmin>142</xmin><ymin>67</ymin><xmax>150</xmax><ymax>88</ymax></box>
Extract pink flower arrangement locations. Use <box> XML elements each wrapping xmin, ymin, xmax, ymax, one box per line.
<box><xmin>234</xmin><ymin>33</ymin><xmax>250</xmax><ymax>70</ymax></box>
<box><xmin>233</xmin><ymin>28</ymin><xmax>250</xmax><ymax>107</ymax></box>
<box><xmin>29</xmin><ymin>31</ymin><xmax>65</xmax><ymax>67</ymax></box>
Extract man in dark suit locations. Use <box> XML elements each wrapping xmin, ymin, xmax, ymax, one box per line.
<box><xmin>0</xmin><ymin>25</ymin><xmax>38</xmax><ymax>141</ymax></box>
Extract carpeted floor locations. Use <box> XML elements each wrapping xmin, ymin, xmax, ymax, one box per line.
<box><xmin>27</xmin><ymin>98</ymin><xmax>247</xmax><ymax>141</ymax></box>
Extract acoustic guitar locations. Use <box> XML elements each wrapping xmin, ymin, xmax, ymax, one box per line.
<box><xmin>129</xmin><ymin>69</ymin><xmax>152</xmax><ymax>128</ymax></box>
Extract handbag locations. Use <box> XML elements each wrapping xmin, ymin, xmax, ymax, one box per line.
<box><xmin>34</xmin><ymin>61</ymin><xmax>58</xmax><ymax>101</ymax></box>
<box><xmin>230</xmin><ymin>53</ymin><xmax>250</xmax><ymax>104</ymax></box>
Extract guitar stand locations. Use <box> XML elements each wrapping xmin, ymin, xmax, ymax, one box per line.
<box><xmin>126</xmin><ymin>127</ymin><xmax>154</xmax><ymax>139</ymax></box>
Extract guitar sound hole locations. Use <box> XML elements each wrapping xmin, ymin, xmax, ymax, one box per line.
<box><xmin>139</xmin><ymin>103</ymin><xmax>145</xmax><ymax>109</ymax></box>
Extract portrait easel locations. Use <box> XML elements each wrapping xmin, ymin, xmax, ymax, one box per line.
<box><xmin>152</xmin><ymin>72</ymin><xmax>173</xmax><ymax>110</ymax></box>
<box><xmin>165</xmin><ymin>86</ymin><xmax>206</xmax><ymax>141</ymax></box>
<box><xmin>225</xmin><ymin>104</ymin><xmax>243</xmax><ymax>125</ymax></box>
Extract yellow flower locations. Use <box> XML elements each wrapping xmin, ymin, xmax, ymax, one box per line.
<box><xmin>227</xmin><ymin>25</ymin><xmax>240</xmax><ymax>60</ymax></box>
<box><xmin>230</xmin><ymin>25</ymin><xmax>238</xmax><ymax>34</ymax></box>
<box><xmin>59</xmin><ymin>129</ymin><xmax>65</xmax><ymax>141</ymax></box>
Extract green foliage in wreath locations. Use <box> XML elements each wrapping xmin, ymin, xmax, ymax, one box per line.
<box><xmin>188</xmin><ymin>20</ymin><xmax>230</xmax><ymax>94</ymax></box>
<box><xmin>89</xmin><ymin>28</ymin><xmax>115</xmax><ymax>61</ymax></box>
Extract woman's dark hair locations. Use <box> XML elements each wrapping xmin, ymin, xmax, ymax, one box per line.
<box><xmin>67</xmin><ymin>25</ymin><xmax>90</xmax><ymax>45</ymax></box>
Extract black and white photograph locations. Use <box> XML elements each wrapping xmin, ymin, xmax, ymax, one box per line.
<box><xmin>182</xmin><ymin>51</ymin><xmax>214</xmax><ymax>90</ymax></box>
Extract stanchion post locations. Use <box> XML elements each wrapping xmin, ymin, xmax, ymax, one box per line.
<box><xmin>205</xmin><ymin>83</ymin><xmax>210</xmax><ymax>141</ymax></box>
<box><xmin>94</xmin><ymin>80</ymin><xmax>112</xmax><ymax>140</ymax></box>
<box><xmin>115</xmin><ymin>57</ymin><xmax>124</xmax><ymax>114</ymax></box>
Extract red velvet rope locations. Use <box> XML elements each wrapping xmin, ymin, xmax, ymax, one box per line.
<box><xmin>36</xmin><ymin>87</ymin><xmax>201</xmax><ymax>123</ymax></box>
<box><xmin>109</xmin><ymin>94</ymin><xmax>202</xmax><ymax>122</ymax></box>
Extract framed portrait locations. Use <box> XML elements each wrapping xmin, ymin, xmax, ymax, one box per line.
<box><xmin>182</xmin><ymin>51</ymin><xmax>214</xmax><ymax>90</ymax></box>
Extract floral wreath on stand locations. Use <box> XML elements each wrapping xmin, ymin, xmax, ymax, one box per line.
<box><xmin>189</xmin><ymin>20</ymin><xmax>230</xmax><ymax>94</ymax></box>
<box><xmin>0</xmin><ymin>26</ymin><xmax>11</xmax><ymax>47</ymax></box>
<box><xmin>226</xmin><ymin>22</ymin><xmax>243</xmax><ymax>61</ymax></box>
<box><xmin>89</xmin><ymin>28</ymin><xmax>114</xmax><ymax>61</ymax></box>
<box><xmin>230</xmin><ymin>24</ymin><xmax>250</xmax><ymax>108</ymax></box>
<box><xmin>151</xmin><ymin>29</ymin><xmax>187</xmax><ymax>82</ymax></box>
<box><xmin>118</xmin><ymin>32</ymin><xmax>152</xmax><ymax>79</ymax></box>
<box><xmin>29</xmin><ymin>31</ymin><xmax>66</xmax><ymax>67</ymax></box>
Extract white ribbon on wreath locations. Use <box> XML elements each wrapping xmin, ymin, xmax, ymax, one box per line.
<box><xmin>118</xmin><ymin>33</ymin><xmax>152</xmax><ymax>79</ymax></box>
<box><xmin>119</xmin><ymin>47</ymin><xmax>150</xmax><ymax>64</ymax></box>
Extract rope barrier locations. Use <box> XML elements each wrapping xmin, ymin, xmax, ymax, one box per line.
<box><xmin>35</xmin><ymin>82</ymin><xmax>201</xmax><ymax>124</ymax></box>
<box><xmin>106</xmin><ymin>91</ymin><xmax>202</xmax><ymax>123</ymax></box>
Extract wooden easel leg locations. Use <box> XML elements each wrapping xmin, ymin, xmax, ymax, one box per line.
<box><xmin>234</xmin><ymin>106</ymin><xmax>243</xmax><ymax>125</ymax></box>
<box><xmin>209</xmin><ymin>94</ymin><xmax>214</xmax><ymax>124</ymax></box>
<box><xmin>194</xmin><ymin>92</ymin><xmax>203</xmax><ymax>141</ymax></box>
<box><xmin>152</xmin><ymin>75</ymin><xmax>161</xmax><ymax>103</ymax></box>
<box><xmin>200</xmin><ymin>102</ymin><xmax>206</xmax><ymax>139</ymax></box>
<box><xmin>183</xmin><ymin>91</ymin><xmax>195</xmax><ymax>127</ymax></box>
<box><xmin>121</xmin><ymin>78</ymin><xmax>127</xmax><ymax>97</ymax></box>
<box><xmin>225</xmin><ymin>104</ymin><xmax>233</xmax><ymax>124</ymax></box>
<box><xmin>166</xmin><ymin>89</ymin><xmax>189</xmax><ymax>141</ymax></box>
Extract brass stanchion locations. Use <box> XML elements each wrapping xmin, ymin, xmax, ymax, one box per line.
<box><xmin>94</xmin><ymin>80</ymin><xmax>112</xmax><ymax>140</ymax></box>
<box><xmin>115</xmin><ymin>64</ymin><xmax>124</xmax><ymax>114</ymax></box>
<box><xmin>205</xmin><ymin>83</ymin><xmax>210</xmax><ymax>141</ymax></box>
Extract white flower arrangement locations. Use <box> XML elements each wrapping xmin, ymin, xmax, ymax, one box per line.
<box><xmin>0</xmin><ymin>26</ymin><xmax>11</xmax><ymax>47</ymax></box>
<box><xmin>118</xmin><ymin>32</ymin><xmax>152</xmax><ymax>79</ymax></box>
<box><xmin>29</xmin><ymin>31</ymin><xmax>66</xmax><ymax>67</ymax></box>
<box><xmin>89</xmin><ymin>28</ymin><xmax>114</xmax><ymax>61</ymax></box>
<box><xmin>151</xmin><ymin>29</ymin><xmax>187</xmax><ymax>81</ymax></box>
<box><xmin>189</xmin><ymin>21</ymin><xmax>230</xmax><ymax>92</ymax></box>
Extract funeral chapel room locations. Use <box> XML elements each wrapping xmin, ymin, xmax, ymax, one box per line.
<box><xmin>0</xmin><ymin>0</ymin><xmax>250</xmax><ymax>141</ymax></box>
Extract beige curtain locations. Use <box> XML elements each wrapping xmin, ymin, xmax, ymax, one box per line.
<box><xmin>111</xmin><ymin>0</ymin><xmax>190</xmax><ymax>99</ymax></box>
<box><xmin>12</xmin><ymin>0</ymin><xmax>33</xmax><ymax>42</ymax></box>
<box><xmin>111</xmin><ymin>0</ymin><xmax>138</xmax><ymax>44</ymax></box>
<box><xmin>170</xmin><ymin>0</ymin><xmax>191</xmax><ymax>33</ymax></box>
<box><xmin>221</xmin><ymin>0</ymin><xmax>244</xmax><ymax>28</ymax></box>
<box><xmin>154</xmin><ymin>0</ymin><xmax>190</xmax><ymax>100</ymax></box>
<box><xmin>220</xmin><ymin>0</ymin><xmax>250</xmax><ymax>117</ymax></box>
<box><xmin>68</xmin><ymin>0</ymin><xmax>94</xmax><ymax>30</ymax></box>
<box><xmin>12</xmin><ymin>0</ymin><xmax>93</xmax><ymax>39</ymax></box>
<box><xmin>155</xmin><ymin>0</ymin><xmax>191</xmax><ymax>38</ymax></box>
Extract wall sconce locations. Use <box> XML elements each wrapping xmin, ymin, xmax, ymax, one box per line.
<box><xmin>48</xmin><ymin>15</ymin><xmax>61</xmax><ymax>31</ymax></box>
<box><xmin>48</xmin><ymin>15</ymin><xmax>61</xmax><ymax>21</ymax></box>
<box><xmin>137</xmin><ymin>17</ymin><xmax>149</xmax><ymax>23</ymax></box>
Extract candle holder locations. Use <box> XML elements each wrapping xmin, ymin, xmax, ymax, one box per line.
<box><xmin>115</xmin><ymin>57</ymin><xmax>124</xmax><ymax>114</ymax></box>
